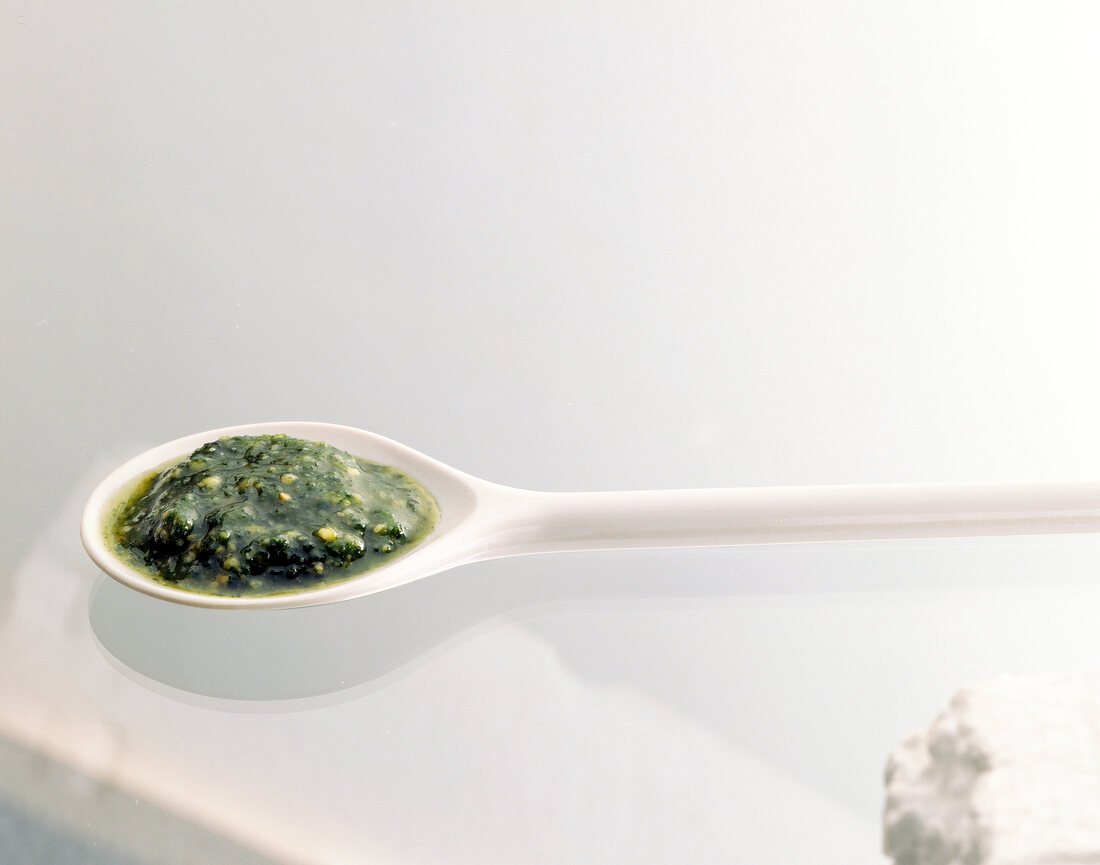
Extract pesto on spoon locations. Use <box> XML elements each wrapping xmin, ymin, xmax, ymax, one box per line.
<box><xmin>83</xmin><ymin>421</ymin><xmax>1100</xmax><ymax>611</ymax></box>
<box><xmin>108</xmin><ymin>433</ymin><xmax>439</xmax><ymax>598</ymax></box>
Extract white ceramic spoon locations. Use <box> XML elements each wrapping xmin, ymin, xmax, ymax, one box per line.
<box><xmin>81</xmin><ymin>421</ymin><xmax>1100</xmax><ymax>610</ymax></box>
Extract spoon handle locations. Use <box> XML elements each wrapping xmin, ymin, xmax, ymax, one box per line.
<box><xmin>490</xmin><ymin>481</ymin><xmax>1100</xmax><ymax>556</ymax></box>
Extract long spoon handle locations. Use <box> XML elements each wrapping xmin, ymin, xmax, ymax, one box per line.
<box><xmin>489</xmin><ymin>481</ymin><xmax>1100</xmax><ymax>556</ymax></box>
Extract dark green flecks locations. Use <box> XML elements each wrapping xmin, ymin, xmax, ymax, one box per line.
<box><xmin>107</xmin><ymin>434</ymin><xmax>439</xmax><ymax>597</ymax></box>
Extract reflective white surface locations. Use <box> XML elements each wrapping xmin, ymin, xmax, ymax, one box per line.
<box><xmin>6</xmin><ymin>2</ymin><xmax>1100</xmax><ymax>863</ymax></box>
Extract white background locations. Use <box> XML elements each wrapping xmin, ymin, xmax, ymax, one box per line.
<box><xmin>4</xmin><ymin>3</ymin><xmax>1100</xmax><ymax>863</ymax></box>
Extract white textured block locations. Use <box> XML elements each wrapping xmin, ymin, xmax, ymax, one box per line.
<box><xmin>883</xmin><ymin>672</ymin><xmax>1100</xmax><ymax>865</ymax></box>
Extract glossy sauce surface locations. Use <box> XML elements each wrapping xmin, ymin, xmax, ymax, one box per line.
<box><xmin>107</xmin><ymin>434</ymin><xmax>440</xmax><ymax>597</ymax></box>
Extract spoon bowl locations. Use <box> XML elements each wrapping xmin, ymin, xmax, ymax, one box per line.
<box><xmin>82</xmin><ymin>421</ymin><xmax>1100</xmax><ymax>610</ymax></box>
<box><xmin>81</xmin><ymin>422</ymin><xmax>503</xmax><ymax>610</ymax></box>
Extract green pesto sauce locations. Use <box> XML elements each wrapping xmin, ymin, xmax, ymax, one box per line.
<box><xmin>107</xmin><ymin>434</ymin><xmax>439</xmax><ymax>597</ymax></box>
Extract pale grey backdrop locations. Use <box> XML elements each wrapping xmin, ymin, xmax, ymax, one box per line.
<box><xmin>5</xmin><ymin>3</ymin><xmax>1100</xmax><ymax>863</ymax></box>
